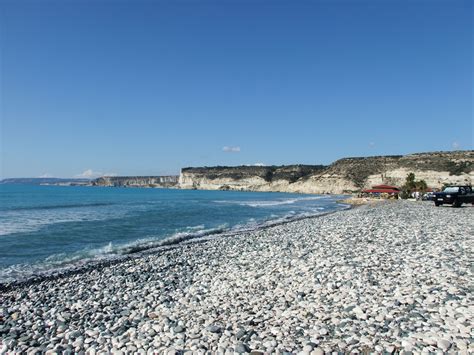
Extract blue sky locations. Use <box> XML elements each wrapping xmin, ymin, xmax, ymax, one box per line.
<box><xmin>1</xmin><ymin>0</ymin><xmax>472</xmax><ymax>178</ymax></box>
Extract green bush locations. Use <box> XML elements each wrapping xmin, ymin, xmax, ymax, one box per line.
<box><xmin>400</xmin><ymin>173</ymin><xmax>428</xmax><ymax>198</ymax></box>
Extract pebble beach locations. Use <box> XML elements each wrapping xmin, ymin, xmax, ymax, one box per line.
<box><xmin>1</xmin><ymin>201</ymin><xmax>473</xmax><ymax>354</ymax></box>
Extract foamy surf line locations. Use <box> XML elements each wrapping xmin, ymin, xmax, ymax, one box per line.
<box><xmin>213</xmin><ymin>195</ymin><xmax>331</xmax><ymax>207</ymax></box>
<box><xmin>0</xmin><ymin>203</ymin><xmax>351</xmax><ymax>290</ymax></box>
<box><xmin>3</xmin><ymin>202</ymin><xmax>116</xmax><ymax>212</ymax></box>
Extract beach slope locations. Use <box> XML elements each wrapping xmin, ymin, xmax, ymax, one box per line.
<box><xmin>1</xmin><ymin>202</ymin><xmax>472</xmax><ymax>353</ymax></box>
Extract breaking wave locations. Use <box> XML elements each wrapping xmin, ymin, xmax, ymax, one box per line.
<box><xmin>3</xmin><ymin>202</ymin><xmax>115</xmax><ymax>212</ymax></box>
<box><xmin>214</xmin><ymin>195</ymin><xmax>330</xmax><ymax>207</ymax></box>
<box><xmin>0</xmin><ymin>205</ymin><xmax>351</xmax><ymax>285</ymax></box>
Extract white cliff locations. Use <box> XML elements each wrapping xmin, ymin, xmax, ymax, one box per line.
<box><xmin>178</xmin><ymin>151</ymin><xmax>474</xmax><ymax>194</ymax></box>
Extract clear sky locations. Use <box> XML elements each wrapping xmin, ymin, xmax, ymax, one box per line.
<box><xmin>1</xmin><ymin>0</ymin><xmax>472</xmax><ymax>178</ymax></box>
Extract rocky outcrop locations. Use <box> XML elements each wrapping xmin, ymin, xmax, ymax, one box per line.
<box><xmin>88</xmin><ymin>151</ymin><xmax>473</xmax><ymax>193</ymax></box>
<box><xmin>178</xmin><ymin>165</ymin><xmax>325</xmax><ymax>192</ymax></box>
<box><xmin>179</xmin><ymin>151</ymin><xmax>474</xmax><ymax>194</ymax></box>
<box><xmin>92</xmin><ymin>176</ymin><xmax>179</xmax><ymax>188</ymax></box>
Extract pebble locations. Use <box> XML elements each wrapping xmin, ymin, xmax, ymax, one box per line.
<box><xmin>172</xmin><ymin>326</ymin><xmax>184</xmax><ymax>334</ymax></box>
<box><xmin>234</xmin><ymin>342</ymin><xmax>250</xmax><ymax>353</ymax></box>
<box><xmin>436</xmin><ymin>338</ymin><xmax>451</xmax><ymax>351</ymax></box>
<box><xmin>206</xmin><ymin>325</ymin><xmax>221</xmax><ymax>333</ymax></box>
<box><xmin>303</xmin><ymin>344</ymin><xmax>314</xmax><ymax>352</ymax></box>
<box><xmin>0</xmin><ymin>202</ymin><xmax>472</xmax><ymax>353</ymax></box>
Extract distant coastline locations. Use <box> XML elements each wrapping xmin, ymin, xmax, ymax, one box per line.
<box><xmin>0</xmin><ymin>177</ymin><xmax>91</xmax><ymax>186</ymax></box>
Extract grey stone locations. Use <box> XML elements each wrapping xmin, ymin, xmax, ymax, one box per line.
<box><xmin>234</xmin><ymin>343</ymin><xmax>250</xmax><ymax>353</ymax></box>
<box><xmin>206</xmin><ymin>325</ymin><xmax>221</xmax><ymax>333</ymax></box>
<box><xmin>436</xmin><ymin>338</ymin><xmax>451</xmax><ymax>351</ymax></box>
<box><xmin>172</xmin><ymin>325</ymin><xmax>184</xmax><ymax>333</ymax></box>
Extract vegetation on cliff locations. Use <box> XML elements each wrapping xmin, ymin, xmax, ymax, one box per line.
<box><xmin>181</xmin><ymin>151</ymin><xmax>474</xmax><ymax>193</ymax></box>
<box><xmin>78</xmin><ymin>151</ymin><xmax>473</xmax><ymax>192</ymax></box>
<box><xmin>181</xmin><ymin>165</ymin><xmax>326</xmax><ymax>183</ymax></box>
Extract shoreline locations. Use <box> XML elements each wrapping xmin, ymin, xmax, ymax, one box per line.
<box><xmin>0</xmin><ymin>203</ymin><xmax>352</xmax><ymax>292</ymax></box>
<box><xmin>1</xmin><ymin>201</ymin><xmax>472</xmax><ymax>353</ymax></box>
<box><xmin>336</xmin><ymin>196</ymin><xmax>390</xmax><ymax>206</ymax></box>
<box><xmin>5</xmin><ymin>182</ymin><xmax>350</xmax><ymax>196</ymax></box>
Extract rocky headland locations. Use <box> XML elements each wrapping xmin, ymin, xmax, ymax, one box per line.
<box><xmin>179</xmin><ymin>151</ymin><xmax>474</xmax><ymax>194</ymax></box>
<box><xmin>83</xmin><ymin>150</ymin><xmax>473</xmax><ymax>194</ymax></box>
<box><xmin>92</xmin><ymin>176</ymin><xmax>179</xmax><ymax>188</ymax></box>
<box><xmin>179</xmin><ymin>165</ymin><xmax>326</xmax><ymax>192</ymax></box>
<box><xmin>1</xmin><ymin>201</ymin><xmax>472</xmax><ymax>353</ymax></box>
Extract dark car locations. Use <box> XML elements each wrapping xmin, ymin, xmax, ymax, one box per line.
<box><xmin>422</xmin><ymin>192</ymin><xmax>435</xmax><ymax>201</ymax></box>
<box><xmin>433</xmin><ymin>186</ymin><xmax>474</xmax><ymax>207</ymax></box>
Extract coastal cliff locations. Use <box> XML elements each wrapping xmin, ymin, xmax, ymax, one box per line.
<box><xmin>92</xmin><ymin>176</ymin><xmax>179</xmax><ymax>187</ymax></box>
<box><xmin>88</xmin><ymin>151</ymin><xmax>473</xmax><ymax>193</ymax></box>
<box><xmin>178</xmin><ymin>165</ymin><xmax>325</xmax><ymax>191</ymax></box>
<box><xmin>179</xmin><ymin>151</ymin><xmax>474</xmax><ymax>194</ymax></box>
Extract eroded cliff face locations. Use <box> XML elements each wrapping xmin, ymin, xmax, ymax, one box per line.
<box><xmin>90</xmin><ymin>151</ymin><xmax>473</xmax><ymax>193</ymax></box>
<box><xmin>179</xmin><ymin>151</ymin><xmax>474</xmax><ymax>194</ymax></box>
<box><xmin>178</xmin><ymin>165</ymin><xmax>326</xmax><ymax>192</ymax></box>
<box><xmin>93</xmin><ymin>176</ymin><xmax>179</xmax><ymax>187</ymax></box>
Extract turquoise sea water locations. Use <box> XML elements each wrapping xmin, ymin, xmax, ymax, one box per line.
<box><xmin>0</xmin><ymin>185</ymin><xmax>348</xmax><ymax>283</ymax></box>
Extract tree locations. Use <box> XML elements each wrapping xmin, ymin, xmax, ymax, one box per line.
<box><xmin>415</xmin><ymin>179</ymin><xmax>428</xmax><ymax>192</ymax></box>
<box><xmin>400</xmin><ymin>173</ymin><xmax>428</xmax><ymax>199</ymax></box>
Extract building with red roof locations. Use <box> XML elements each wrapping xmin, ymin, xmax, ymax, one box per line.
<box><xmin>372</xmin><ymin>184</ymin><xmax>400</xmax><ymax>190</ymax></box>
<box><xmin>362</xmin><ymin>184</ymin><xmax>400</xmax><ymax>196</ymax></box>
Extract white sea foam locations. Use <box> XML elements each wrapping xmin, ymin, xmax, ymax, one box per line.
<box><xmin>0</xmin><ymin>208</ymin><xmax>125</xmax><ymax>236</ymax></box>
<box><xmin>186</xmin><ymin>224</ymin><xmax>205</xmax><ymax>230</ymax></box>
<box><xmin>245</xmin><ymin>200</ymin><xmax>299</xmax><ymax>207</ymax></box>
<box><xmin>83</xmin><ymin>223</ymin><xmax>232</xmax><ymax>256</ymax></box>
<box><xmin>0</xmin><ymin>193</ymin><xmax>349</xmax><ymax>283</ymax></box>
<box><xmin>214</xmin><ymin>195</ymin><xmax>329</xmax><ymax>208</ymax></box>
<box><xmin>0</xmin><ymin>241</ymin><xmax>121</xmax><ymax>283</ymax></box>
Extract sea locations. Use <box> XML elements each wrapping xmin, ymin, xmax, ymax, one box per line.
<box><xmin>0</xmin><ymin>185</ymin><xmax>349</xmax><ymax>283</ymax></box>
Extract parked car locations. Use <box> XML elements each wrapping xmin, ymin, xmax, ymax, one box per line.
<box><xmin>433</xmin><ymin>186</ymin><xmax>474</xmax><ymax>207</ymax></box>
<box><xmin>422</xmin><ymin>192</ymin><xmax>435</xmax><ymax>201</ymax></box>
